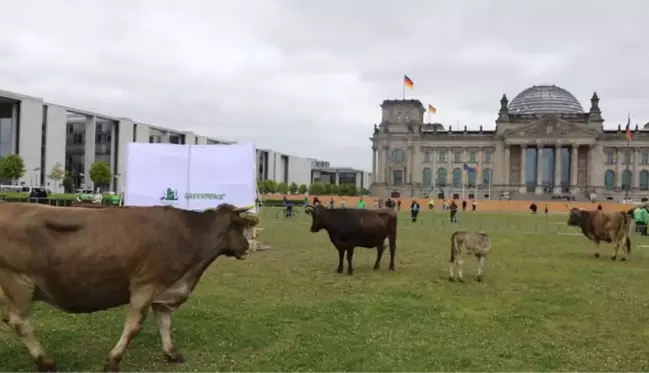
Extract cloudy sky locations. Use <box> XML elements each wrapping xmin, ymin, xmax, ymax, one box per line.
<box><xmin>0</xmin><ymin>0</ymin><xmax>647</xmax><ymax>170</ymax></box>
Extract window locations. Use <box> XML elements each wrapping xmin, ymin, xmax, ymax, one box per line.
<box><xmin>438</xmin><ymin>148</ymin><xmax>447</xmax><ymax>162</ymax></box>
<box><xmin>623</xmin><ymin>150</ymin><xmax>631</xmax><ymax>165</ymax></box>
<box><xmin>640</xmin><ymin>170</ymin><xmax>649</xmax><ymax>190</ymax></box>
<box><xmin>422</xmin><ymin>168</ymin><xmax>433</xmax><ymax>186</ymax></box>
<box><xmin>149</xmin><ymin>135</ymin><xmax>154</xmax><ymax>143</ymax></box>
<box><xmin>604</xmin><ymin>169</ymin><xmax>615</xmax><ymax>190</ymax></box>
<box><xmin>642</xmin><ymin>152</ymin><xmax>649</xmax><ymax>165</ymax></box>
<box><xmin>484</xmin><ymin>149</ymin><xmax>493</xmax><ymax>163</ymax></box>
<box><xmin>391</xmin><ymin>149</ymin><xmax>405</xmax><ymax>163</ymax></box>
<box><xmin>452</xmin><ymin>168</ymin><xmax>462</xmax><ymax>187</ymax></box>
<box><xmin>605</xmin><ymin>151</ymin><xmax>615</xmax><ymax>165</ymax></box>
<box><xmin>392</xmin><ymin>170</ymin><xmax>404</xmax><ymax>185</ymax></box>
<box><xmin>469</xmin><ymin>150</ymin><xmax>477</xmax><ymax>163</ymax></box>
<box><xmin>483</xmin><ymin>168</ymin><xmax>492</xmax><ymax>187</ymax></box>
<box><xmin>424</xmin><ymin>151</ymin><xmax>431</xmax><ymax>162</ymax></box>
<box><xmin>453</xmin><ymin>149</ymin><xmax>462</xmax><ymax>163</ymax></box>
<box><xmin>622</xmin><ymin>170</ymin><xmax>632</xmax><ymax>189</ymax></box>
<box><xmin>436</xmin><ymin>168</ymin><xmax>447</xmax><ymax>186</ymax></box>
<box><xmin>467</xmin><ymin>169</ymin><xmax>476</xmax><ymax>187</ymax></box>
<box><xmin>396</xmin><ymin>112</ymin><xmax>401</xmax><ymax>121</ymax></box>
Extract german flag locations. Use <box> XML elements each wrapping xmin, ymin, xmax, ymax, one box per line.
<box><xmin>626</xmin><ymin>114</ymin><xmax>632</xmax><ymax>142</ymax></box>
<box><xmin>404</xmin><ymin>75</ymin><xmax>414</xmax><ymax>88</ymax></box>
<box><xmin>428</xmin><ymin>104</ymin><xmax>437</xmax><ymax>114</ymax></box>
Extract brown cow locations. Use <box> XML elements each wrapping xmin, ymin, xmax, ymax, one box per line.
<box><xmin>0</xmin><ymin>203</ymin><xmax>258</xmax><ymax>372</ymax></box>
<box><xmin>566</xmin><ymin>207</ymin><xmax>632</xmax><ymax>260</ymax></box>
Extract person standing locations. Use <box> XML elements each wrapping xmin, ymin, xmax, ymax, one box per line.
<box><xmin>449</xmin><ymin>200</ymin><xmax>458</xmax><ymax>223</ymax></box>
<box><xmin>356</xmin><ymin>198</ymin><xmax>366</xmax><ymax>209</ymax></box>
<box><xmin>410</xmin><ymin>200</ymin><xmax>421</xmax><ymax>222</ymax></box>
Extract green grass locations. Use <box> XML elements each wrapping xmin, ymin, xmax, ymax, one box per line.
<box><xmin>2</xmin><ymin>209</ymin><xmax>649</xmax><ymax>371</ymax></box>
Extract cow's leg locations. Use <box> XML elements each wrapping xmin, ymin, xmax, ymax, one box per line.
<box><xmin>388</xmin><ymin>236</ymin><xmax>397</xmax><ymax>271</ymax></box>
<box><xmin>1</xmin><ymin>279</ymin><xmax>54</xmax><ymax>372</ymax></box>
<box><xmin>346</xmin><ymin>247</ymin><xmax>355</xmax><ymax>276</ymax></box>
<box><xmin>336</xmin><ymin>248</ymin><xmax>345</xmax><ymax>273</ymax></box>
<box><xmin>152</xmin><ymin>304</ymin><xmax>184</xmax><ymax>363</ymax></box>
<box><xmin>105</xmin><ymin>287</ymin><xmax>155</xmax><ymax>372</ymax></box>
<box><xmin>448</xmin><ymin>260</ymin><xmax>455</xmax><ymax>281</ymax></box>
<box><xmin>0</xmin><ymin>286</ymin><xmax>9</xmax><ymax>325</ymax></box>
<box><xmin>373</xmin><ymin>242</ymin><xmax>385</xmax><ymax>270</ymax></box>
<box><xmin>611</xmin><ymin>241</ymin><xmax>620</xmax><ymax>261</ymax></box>
<box><xmin>455</xmin><ymin>258</ymin><xmax>464</xmax><ymax>282</ymax></box>
<box><xmin>476</xmin><ymin>255</ymin><xmax>486</xmax><ymax>282</ymax></box>
<box><xmin>593</xmin><ymin>241</ymin><xmax>601</xmax><ymax>258</ymax></box>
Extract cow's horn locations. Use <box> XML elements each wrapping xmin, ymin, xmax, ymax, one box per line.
<box><xmin>233</xmin><ymin>204</ymin><xmax>256</xmax><ymax>213</ymax></box>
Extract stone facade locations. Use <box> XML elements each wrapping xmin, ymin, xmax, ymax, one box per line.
<box><xmin>369</xmin><ymin>86</ymin><xmax>649</xmax><ymax>201</ymax></box>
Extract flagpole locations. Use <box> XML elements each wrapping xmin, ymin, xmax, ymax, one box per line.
<box><xmin>403</xmin><ymin>82</ymin><xmax>406</xmax><ymax>100</ymax></box>
<box><xmin>427</xmin><ymin>110</ymin><xmax>430</xmax><ymax>123</ymax></box>
<box><xmin>625</xmin><ymin>114</ymin><xmax>631</xmax><ymax>200</ymax></box>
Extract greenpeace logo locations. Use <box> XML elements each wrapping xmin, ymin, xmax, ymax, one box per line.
<box><xmin>185</xmin><ymin>193</ymin><xmax>226</xmax><ymax>200</ymax></box>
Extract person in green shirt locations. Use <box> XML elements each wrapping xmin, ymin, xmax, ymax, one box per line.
<box><xmin>356</xmin><ymin>199</ymin><xmax>366</xmax><ymax>208</ymax></box>
<box><xmin>428</xmin><ymin>198</ymin><xmax>435</xmax><ymax>210</ymax></box>
<box><xmin>635</xmin><ymin>207</ymin><xmax>649</xmax><ymax>236</ymax></box>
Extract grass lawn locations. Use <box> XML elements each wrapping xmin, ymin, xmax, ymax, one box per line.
<box><xmin>2</xmin><ymin>208</ymin><xmax>649</xmax><ymax>371</ymax></box>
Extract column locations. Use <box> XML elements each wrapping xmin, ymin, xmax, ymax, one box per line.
<box><xmin>371</xmin><ymin>147</ymin><xmax>377</xmax><ymax>183</ymax></box>
<box><xmin>616</xmin><ymin>148</ymin><xmax>622</xmax><ymax>189</ymax></box>
<box><xmin>553</xmin><ymin>144</ymin><xmax>562</xmax><ymax>193</ymax></box>
<box><xmin>504</xmin><ymin>145</ymin><xmax>511</xmax><ymax>188</ymax></box>
<box><xmin>519</xmin><ymin>144</ymin><xmax>527</xmax><ymax>192</ymax></box>
<box><xmin>570</xmin><ymin>143</ymin><xmax>578</xmax><ymax>192</ymax></box>
<box><xmin>408</xmin><ymin>145</ymin><xmax>415</xmax><ymax>184</ymax></box>
<box><xmin>587</xmin><ymin>144</ymin><xmax>596</xmax><ymax>188</ymax></box>
<box><xmin>478</xmin><ymin>147</ymin><xmax>484</xmax><ymax>187</ymax></box>
<box><xmin>633</xmin><ymin>148</ymin><xmax>639</xmax><ymax>189</ymax></box>
<box><xmin>382</xmin><ymin>146</ymin><xmax>389</xmax><ymax>184</ymax></box>
<box><xmin>84</xmin><ymin>115</ymin><xmax>96</xmax><ymax>189</ymax></box>
<box><xmin>535</xmin><ymin>143</ymin><xmax>543</xmax><ymax>194</ymax></box>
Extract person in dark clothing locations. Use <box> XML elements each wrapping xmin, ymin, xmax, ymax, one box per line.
<box><xmin>313</xmin><ymin>197</ymin><xmax>321</xmax><ymax>207</ymax></box>
<box><xmin>461</xmin><ymin>200</ymin><xmax>467</xmax><ymax>211</ymax></box>
<box><xmin>530</xmin><ymin>203</ymin><xmax>537</xmax><ymax>214</ymax></box>
<box><xmin>544</xmin><ymin>204</ymin><xmax>548</xmax><ymax>214</ymax></box>
<box><xmin>328</xmin><ymin>198</ymin><xmax>334</xmax><ymax>209</ymax></box>
<box><xmin>449</xmin><ymin>200</ymin><xmax>458</xmax><ymax>223</ymax></box>
<box><xmin>471</xmin><ymin>200</ymin><xmax>476</xmax><ymax>211</ymax></box>
<box><xmin>410</xmin><ymin>200</ymin><xmax>420</xmax><ymax>222</ymax></box>
<box><xmin>397</xmin><ymin>199</ymin><xmax>402</xmax><ymax>211</ymax></box>
<box><xmin>385</xmin><ymin>198</ymin><xmax>394</xmax><ymax>209</ymax></box>
<box><xmin>597</xmin><ymin>204</ymin><xmax>603</xmax><ymax>210</ymax></box>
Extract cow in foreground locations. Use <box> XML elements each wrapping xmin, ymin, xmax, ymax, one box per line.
<box><xmin>449</xmin><ymin>230</ymin><xmax>492</xmax><ymax>282</ymax></box>
<box><xmin>0</xmin><ymin>203</ymin><xmax>259</xmax><ymax>372</ymax></box>
<box><xmin>566</xmin><ymin>207</ymin><xmax>632</xmax><ymax>260</ymax></box>
<box><xmin>304</xmin><ymin>205</ymin><xmax>397</xmax><ymax>275</ymax></box>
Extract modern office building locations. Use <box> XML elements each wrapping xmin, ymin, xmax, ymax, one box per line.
<box><xmin>310</xmin><ymin>159</ymin><xmax>371</xmax><ymax>190</ymax></box>
<box><xmin>0</xmin><ymin>88</ymin><xmax>331</xmax><ymax>193</ymax></box>
<box><xmin>370</xmin><ymin>84</ymin><xmax>649</xmax><ymax>200</ymax></box>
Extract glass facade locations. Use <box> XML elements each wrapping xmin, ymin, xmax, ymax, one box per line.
<box><xmin>525</xmin><ymin>147</ymin><xmax>572</xmax><ymax>192</ymax></box>
<box><xmin>0</xmin><ymin>102</ymin><xmax>15</xmax><ymax>158</ymax></box>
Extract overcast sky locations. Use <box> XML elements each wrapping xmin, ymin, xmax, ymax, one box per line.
<box><xmin>0</xmin><ymin>0</ymin><xmax>647</xmax><ymax>170</ymax></box>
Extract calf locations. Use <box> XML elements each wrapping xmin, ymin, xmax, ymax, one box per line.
<box><xmin>566</xmin><ymin>207</ymin><xmax>632</xmax><ymax>260</ymax></box>
<box><xmin>305</xmin><ymin>205</ymin><xmax>397</xmax><ymax>275</ymax></box>
<box><xmin>449</xmin><ymin>230</ymin><xmax>492</xmax><ymax>282</ymax></box>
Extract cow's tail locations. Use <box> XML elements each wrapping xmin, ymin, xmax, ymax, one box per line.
<box><xmin>450</xmin><ymin>231</ymin><xmax>459</xmax><ymax>263</ymax></box>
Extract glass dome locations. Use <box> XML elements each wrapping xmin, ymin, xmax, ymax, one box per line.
<box><xmin>508</xmin><ymin>85</ymin><xmax>584</xmax><ymax>115</ymax></box>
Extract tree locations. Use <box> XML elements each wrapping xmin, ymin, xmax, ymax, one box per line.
<box><xmin>289</xmin><ymin>182</ymin><xmax>298</xmax><ymax>195</ymax></box>
<box><xmin>308</xmin><ymin>182</ymin><xmax>325</xmax><ymax>195</ymax></box>
<box><xmin>277</xmin><ymin>182</ymin><xmax>288</xmax><ymax>194</ymax></box>
<box><xmin>47</xmin><ymin>162</ymin><xmax>66</xmax><ymax>191</ymax></box>
<box><xmin>330</xmin><ymin>183</ymin><xmax>339</xmax><ymax>196</ymax></box>
<box><xmin>0</xmin><ymin>154</ymin><xmax>26</xmax><ymax>183</ymax></box>
<box><xmin>360</xmin><ymin>188</ymin><xmax>370</xmax><ymax>196</ymax></box>
<box><xmin>89</xmin><ymin>161</ymin><xmax>112</xmax><ymax>187</ymax></box>
<box><xmin>262</xmin><ymin>180</ymin><xmax>278</xmax><ymax>194</ymax></box>
<box><xmin>323</xmin><ymin>183</ymin><xmax>332</xmax><ymax>195</ymax></box>
<box><xmin>257</xmin><ymin>180</ymin><xmax>266</xmax><ymax>194</ymax></box>
<box><xmin>298</xmin><ymin>184</ymin><xmax>307</xmax><ymax>194</ymax></box>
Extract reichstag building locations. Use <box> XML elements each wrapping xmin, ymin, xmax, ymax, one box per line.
<box><xmin>370</xmin><ymin>85</ymin><xmax>649</xmax><ymax>200</ymax></box>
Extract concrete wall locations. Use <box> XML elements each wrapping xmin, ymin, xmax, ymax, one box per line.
<box><xmin>43</xmin><ymin>104</ymin><xmax>68</xmax><ymax>192</ymax></box>
<box><xmin>115</xmin><ymin>119</ymin><xmax>134</xmax><ymax>193</ymax></box>
<box><xmin>196</xmin><ymin>135</ymin><xmax>207</xmax><ymax>145</ymax></box>
<box><xmin>134</xmin><ymin>122</ymin><xmax>150</xmax><ymax>143</ymax></box>
<box><xmin>288</xmin><ymin>154</ymin><xmax>312</xmax><ymax>185</ymax></box>
<box><xmin>18</xmin><ymin>99</ymin><xmax>44</xmax><ymax>186</ymax></box>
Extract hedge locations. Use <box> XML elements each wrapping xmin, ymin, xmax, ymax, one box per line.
<box><xmin>0</xmin><ymin>193</ymin><xmax>301</xmax><ymax>208</ymax></box>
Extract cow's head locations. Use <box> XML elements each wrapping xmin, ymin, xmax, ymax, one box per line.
<box><xmin>210</xmin><ymin>204</ymin><xmax>260</xmax><ymax>260</ymax></box>
<box><xmin>304</xmin><ymin>204</ymin><xmax>327</xmax><ymax>232</ymax></box>
<box><xmin>566</xmin><ymin>207</ymin><xmax>585</xmax><ymax>227</ymax></box>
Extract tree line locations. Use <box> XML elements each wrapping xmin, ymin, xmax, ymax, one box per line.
<box><xmin>0</xmin><ymin>154</ymin><xmax>113</xmax><ymax>189</ymax></box>
<box><xmin>257</xmin><ymin>180</ymin><xmax>370</xmax><ymax>196</ymax></box>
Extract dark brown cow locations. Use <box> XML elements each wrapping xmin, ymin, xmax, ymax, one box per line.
<box><xmin>566</xmin><ymin>207</ymin><xmax>632</xmax><ymax>260</ymax></box>
<box><xmin>304</xmin><ymin>205</ymin><xmax>397</xmax><ymax>275</ymax></box>
<box><xmin>0</xmin><ymin>203</ymin><xmax>258</xmax><ymax>372</ymax></box>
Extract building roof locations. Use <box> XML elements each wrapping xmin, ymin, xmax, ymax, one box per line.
<box><xmin>508</xmin><ymin>85</ymin><xmax>584</xmax><ymax>115</ymax></box>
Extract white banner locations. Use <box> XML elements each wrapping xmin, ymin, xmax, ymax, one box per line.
<box><xmin>124</xmin><ymin>142</ymin><xmax>255</xmax><ymax>210</ymax></box>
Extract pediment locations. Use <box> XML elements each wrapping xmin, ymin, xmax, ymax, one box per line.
<box><xmin>503</xmin><ymin>115</ymin><xmax>598</xmax><ymax>139</ymax></box>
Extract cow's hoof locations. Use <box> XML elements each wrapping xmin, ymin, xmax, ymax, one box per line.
<box><xmin>458</xmin><ymin>278</ymin><xmax>465</xmax><ymax>283</ymax></box>
<box><xmin>621</xmin><ymin>257</ymin><xmax>627</xmax><ymax>262</ymax></box>
<box><xmin>448</xmin><ymin>276</ymin><xmax>455</xmax><ymax>282</ymax></box>
<box><xmin>372</xmin><ymin>265</ymin><xmax>379</xmax><ymax>271</ymax></box>
<box><xmin>476</xmin><ymin>276</ymin><xmax>483</xmax><ymax>282</ymax></box>
<box><xmin>35</xmin><ymin>357</ymin><xmax>56</xmax><ymax>372</ymax></box>
<box><xmin>346</xmin><ymin>272</ymin><xmax>353</xmax><ymax>276</ymax></box>
<box><xmin>165</xmin><ymin>353</ymin><xmax>185</xmax><ymax>364</ymax></box>
<box><xmin>388</xmin><ymin>266</ymin><xmax>395</xmax><ymax>271</ymax></box>
<box><xmin>594</xmin><ymin>253</ymin><xmax>600</xmax><ymax>258</ymax></box>
<box><xmin>103</xmin><ymin>362</ymin><xmax>120</xmax><ymax>373</ymax></box>
<box><xmin>611</xmin><ymin>256</ymin><xmax>617</xmax><ymax>261</ymax></box>
<box><xmin>336</xmin><ymin>268</ymin><xmax>343</xmax><ymax>274</ymax></box>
